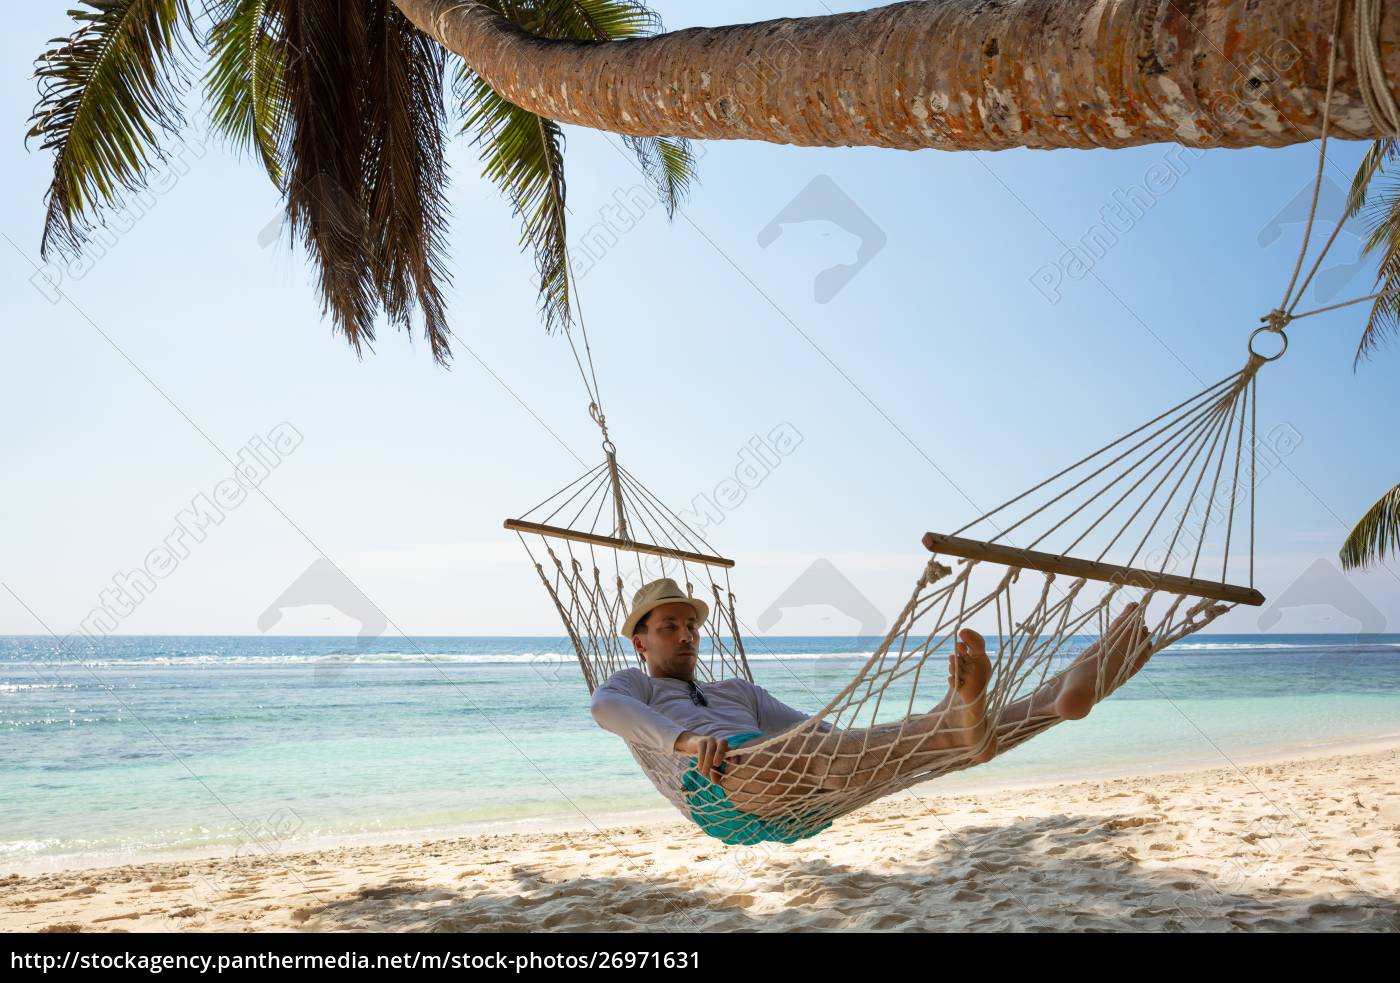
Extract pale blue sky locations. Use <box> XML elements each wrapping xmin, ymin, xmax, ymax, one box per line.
<box><xmin>2</xmin><ymin>1</ymin><xmax>1398</xmax><ymax>637</ymax></box>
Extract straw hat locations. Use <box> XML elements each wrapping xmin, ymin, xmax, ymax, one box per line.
<box><xmin>621</xmin><ymin>578</ymin><xmax>709</xmax><ymax>637</ymax></box>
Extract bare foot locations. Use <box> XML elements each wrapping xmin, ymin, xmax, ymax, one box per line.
<box><xmin>1054</xmin><ymin>603</ymin><xmax>1153</xmax><ymax>721</ymax></box>
<box><xmin>949</xmin><ymin>628</ymin><xmax>997</xmax><ymax>763</ymax></box>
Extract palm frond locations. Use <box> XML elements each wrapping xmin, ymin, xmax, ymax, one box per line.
<box><xmin>459</xmin><ymin>66</ymin><xmax>571</xmax><ymax>333</ymax></box>
<box><xmin>551</xmin><ymin>2</ymin><xmax>695</xmax><ymax>214</ymax></box>
<box><xmin>203</xmin><ymin>0</ymin><xmax>290</xmax><ymax>186</ymax></box>
<box><xmin>280</xmin><ymin>0</ymin><xmax>378</xmax><ymax>354</ymax></box>
<box><xmin>210</xmin><ymin>0</ymin><xmax>453</xmax><ymax>361</ymax></box>
<box><xmin>1345</xmin><ymin>139</ymin><xmax>1400</xmax><ymax>367</ymax></box>
<box><xmin>623</xmin><ymin>134</ymin><xmax>696</xmax><ymax>218</ymax></box>
<box><xmin>1340</xmin><ymin>481</ymin><xmax>1400</xmax><ymax>570</ymax></box>
<box><xmin>30</xmin><ymin>0</ymin><xmax>695</xmax><ymax>359</ymax></box>
<box><xmin>541</xmin><ymin>0</ymin><xmax>660</xmax><ymax>38</ymax></box>
<box><xmin>28</xmin><ymin>0</ymin><xmax>197</xmax><ymax>257</ymax></box>
<box><xmin>1354</xmin><ymin>279</ymin><xmax>1400</xmax><ymax>366</ymax></box>
<box><xmin>1342</xmin><ymin>137</ymin><xmax>1397</xmax><ymax>221</ymax></box>
<box><xmin>454</xmin><ymin>0</ymin><xmax>695</xmax><ymax>332</ymax></box>
<box><xmin>363</xmin><ymin>0</ymin><xmax>454</xmax><ymax>363</ymax></box>
<box><xmin>1353</xmin><ymin>167</ymin><xmax>1400</xmax><ymax>367</ymax></box>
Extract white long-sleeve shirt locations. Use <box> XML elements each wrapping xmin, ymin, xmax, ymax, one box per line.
<box><xmin>590</xmin><ymin>666</ymin><xmax>833</xmax><ymax>754</ymax></box>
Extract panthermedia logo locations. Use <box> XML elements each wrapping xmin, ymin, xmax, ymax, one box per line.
<box><xmin>758</xmin><ymin>175</ymin><xmax>886</xmax><ymax>302</ymax></box>
<box><xmin>1257</xmin><ymin>557</ymin><xmax>1386</xmax><ymax>686</ymax></box>
<box><xmin>1256</xmin><ymin>175</ymin><xmax>1369</xmax><ymax>304</ymax></box>
<box><xmin>1257</xmin><ymin>558</ymin><xmax>1386</xmax><ymax>634</ymax></box>
<box><xmin>257</xmin><ymin>558</ymin><xmax>389</xmax><ymax>684</ymax></box>
<box><xmin>756</xmin><ymin>558</ymin><xmax>886</xmax><ymax>636</ymax></box>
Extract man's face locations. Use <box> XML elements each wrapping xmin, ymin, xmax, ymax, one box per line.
<box><xmin>633</xmin><ymin>601</ymin><xmax>702</xmax><ymax>681</ymax></box>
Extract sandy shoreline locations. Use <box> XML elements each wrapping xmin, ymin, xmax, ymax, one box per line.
<box><xmin>4</xmin><ymin>741</ymin><xmax>1399</xmax><ymax>932</ymax></box>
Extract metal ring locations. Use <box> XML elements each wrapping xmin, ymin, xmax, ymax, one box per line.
<box><xmin>601</xmin><ymin>439</ymin><xmax>617</xmax><ymax>456</ymax></box>
<box><xmin>1248</xmin><ymin>326</ymin><xmax>1288</xmax><ymax>362</ymax></box>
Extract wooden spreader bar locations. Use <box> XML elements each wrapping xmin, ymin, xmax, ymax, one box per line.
<box><xmin>922</xmin><ymin>532</ymin><xmax>1265</xmax><ymax>607</ymax></box>
<box><xmin>505</xmin><ymin>519</ymin><xmax>736</xmax><ymax>568</ymax></box>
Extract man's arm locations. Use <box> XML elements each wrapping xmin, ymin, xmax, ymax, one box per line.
<box><xmin>751</xmin><ymin>683</ymin><xmax>835</xmax><ymax>734</ymax></box>
<box><xmin>590</xmin><ymin>670</ymin><xmax>687</xmax><ymax>754</ymax></box>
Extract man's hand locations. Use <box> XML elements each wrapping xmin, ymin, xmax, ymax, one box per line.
<box><xmin>675</xmin><ymin>731</ymin><xmax>730</xmax><ymax>783</ymax></box>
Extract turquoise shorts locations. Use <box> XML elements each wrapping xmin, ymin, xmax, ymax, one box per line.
<box><xmin>681</xmin><ymin>731</ymin><xmax>834</xmax><ymax>846</ymax></box>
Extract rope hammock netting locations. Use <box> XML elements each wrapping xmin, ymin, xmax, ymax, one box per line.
<box><xmin>505</xmin><ymin>0</ymin><xmax>1395</xmax><ymax>845</ymax></box>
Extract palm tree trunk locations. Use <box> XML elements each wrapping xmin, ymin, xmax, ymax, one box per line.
<box><xmin>393</xmin><ymin>0</ymin><xmax>1397</xmax><ymax>151</ymax></box>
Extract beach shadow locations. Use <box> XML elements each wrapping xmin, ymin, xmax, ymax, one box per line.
<box><xmin>284</xmin><ymin>864</ymin><xmax>756</xmax><ymax>933</ymax></box>
<box><xmin>279</xmin><ymin>810</ymin><xmax>1398</xmax><ymax>932</ymax></box>
<box><xmin>728</xmin><ymin>811</ymin><xmax>1400</xmax><ymax>932</ymax></box>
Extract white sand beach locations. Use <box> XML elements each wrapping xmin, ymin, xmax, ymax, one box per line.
<box><xmin>4</xmin><ymin>741</ymin><xmax>1398</xmax><ymax>933</ymax></box>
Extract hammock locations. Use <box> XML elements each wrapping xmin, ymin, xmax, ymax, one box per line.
<box><xmin>507</xmin><ymin>355</ymin><xmax>1263</xmax><ymax>842</ymax></box>
<box><xmin>504</xmin><ymin>0</ymin><xmax>1391</xmax><ymax>845</ymax></box>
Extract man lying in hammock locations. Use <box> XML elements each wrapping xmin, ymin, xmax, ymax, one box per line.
<box><xmin>592</xmin><ymin>577</ymin><xmax>1152</xmax><ymax>834</ymax></box>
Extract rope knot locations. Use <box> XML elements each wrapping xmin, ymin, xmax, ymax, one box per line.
<box><xmin>1260</xmin><ymin>308</ymin><xmax>1292</xmax><ymax>333</ymax></box>
<box><xmin>588</xmin><ymin>401</ymin><xmax>610</xmax><ymax>440</ymax></box>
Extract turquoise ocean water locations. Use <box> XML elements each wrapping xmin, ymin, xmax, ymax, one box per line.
<box><xmin>2</xmin><ymin>634</ymin><xmax>1399</xmax><ymax>872</ymax></box>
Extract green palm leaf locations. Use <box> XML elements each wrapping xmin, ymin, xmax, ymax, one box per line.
<box><xmin>204</xmin><ymin>0</ymin><xmax>290</xmax><ymax>186</ymax></box>
<box><xmin>1328</xmin><ymin>143</ymin><xmax>1400</xmax><ymax>570</ymax></box>
<box><xmin>623</xmin><ymin>132</ymin><xmax>697</xmax><ymax>219</ymax></box>
<box><xmin>455</xmin><ymin>0</ymin><xmax>695</xmax><ymax>332</ymax></box>
<box><xmin>1342</xmin><ymin>138</ymin><xmax>1396</xmax><ymax>221</ymax></box>
<box><xmin>27</xmin><ymin>0</ymin><xmax>197</xmax><ymax>257</ymax></box>
<box><xmin>528</xmin><ymin>0</ymin><xmax>696</xmax><ymax>213</ymax></box>
<box><xmin>1345</xmin><ymin>139</ymin><xmax>1400</xmax><ymax>367</ymax></box>
<box><xmin>1353</xmin><ymin>182</ymin><xmax>1400</xmax><ymax>366</ymax></box>
<box><xmin>1340</xmin><ymin>481</ymin><xmax>1400</xmax><ymax>570</ymax></box>
<box><xmin>502</xmin><ymin>0</ymin><xmax>660</xmax><ymax>38</ymax></box>
<box><xmin>28</xmin><ymin>0</ymin><xmax>698</xmax><ymax>359</ymax></box>
<box><xmin>459</xmin><ymin>68</ymin><xmax>571</xmax><ymax>333</ymax></box>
